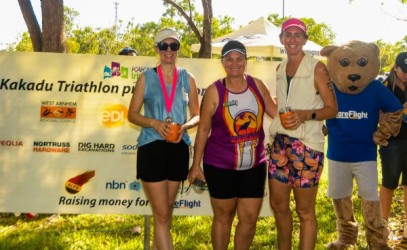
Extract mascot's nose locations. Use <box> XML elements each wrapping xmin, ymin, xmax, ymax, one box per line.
<box><xmin>348</xmin><ymin>74</ymin><xmax>361</xmax><ymax>82</ymax></box>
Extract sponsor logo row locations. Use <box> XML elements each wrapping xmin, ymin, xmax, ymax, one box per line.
<box><xmin>40</xmin><ymin>101</ymin><xmax>130</xmax><ymax>128</ymax></box>
<box><xmin>0</xmin><ymin>140</ymin><xmax>138</xmax><ymax>154</ymax></box>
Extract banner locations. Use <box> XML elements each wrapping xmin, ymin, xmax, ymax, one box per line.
<box><xmin>0</xmin><ymin>51</ymin><xmax>277</xmax><ymax>216</ymax></box>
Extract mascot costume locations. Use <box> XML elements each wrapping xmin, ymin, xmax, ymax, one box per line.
<box><xmin>321</xmin><ymin>40</ymin><xmax>403</xmax><ymax>249</ymax></box>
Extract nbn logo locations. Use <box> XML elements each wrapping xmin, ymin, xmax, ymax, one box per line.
<box><xmin>105</xmin><ymin>180</ymin><xmax>126</xmax><ymax>189</ymax></box>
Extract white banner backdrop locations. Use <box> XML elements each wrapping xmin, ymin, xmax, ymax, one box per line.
<box><xmin>0</xmin><ymin>51</ymin><xmax>278</xmax><ymax>216</ymax></box>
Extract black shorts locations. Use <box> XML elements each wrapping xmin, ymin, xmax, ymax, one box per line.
<box><xmin>380</xmin><ymin>140</ymin><xmax>407</xmax><ymax>189</ymax></box>
<box><xmin>137</xmin><ymin>140</ymin><xmax>190</xmax><ymax>182</ymax></box>
<box><xmin>203</xmin><ymin>163</ymin><xmax>267</xmax><ymax>199</ymax></box>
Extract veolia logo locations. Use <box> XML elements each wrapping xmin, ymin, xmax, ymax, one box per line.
<box><xmin>101</xmin><ymin>104</ymin><xmax>128</xmax><ymax>128</ymax></box>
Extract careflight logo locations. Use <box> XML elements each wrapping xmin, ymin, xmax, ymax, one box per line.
<box><xmin>101</xmin><ymin>104</ymin><xmax>128</xmax><ymax>128</ymax></box>
<box><xmin>336</xmin><ymin>110</ymin><xmax>368</xmax><ymax>120</ymax></box>
<box><xmin>103</xmin><ymin>62</ymin><xmax>147</xmax><ymax>80</ymax></box>
<box><xmin>65</xmin><ymin>170</ymin><xmax>96</xmax><ymax>194</ymax></box>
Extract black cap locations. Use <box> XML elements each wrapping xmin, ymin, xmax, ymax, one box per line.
<box><xmin>396</xmin><ymin>52</ymin><xmax>407</xmax><ymax>73</ymax></box>
<box><xmin>221</xmin><ymin>40</ymin><xmax>247</xmax><ymax>58</ymax></box>
<box><xmin>119</xmin><ymin>47</ymin><xmax>137</xmax><ymax>56</ymax></box>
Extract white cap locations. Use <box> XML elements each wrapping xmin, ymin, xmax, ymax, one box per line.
<box><xmin>155</xmin><ymin>28</ymin><xmax>180</xmax><ymax>43</ymax></box>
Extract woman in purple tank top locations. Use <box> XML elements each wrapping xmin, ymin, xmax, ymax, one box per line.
<box><xmin>189</xmin><ymin>40</ymin><xmax>277</xmax><ymax>249</ymax></box>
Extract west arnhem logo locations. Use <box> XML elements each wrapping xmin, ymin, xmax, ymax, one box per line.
<box><xmin>40</xmin><ymin>101</ymin><xmax>77</xmax><ymax>123</ymax></box>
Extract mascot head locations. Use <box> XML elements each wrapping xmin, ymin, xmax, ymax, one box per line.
<box><xmin>320</xmin><ymin>40</ymin><xmax>380</xmax><ymax>94</ymax></box>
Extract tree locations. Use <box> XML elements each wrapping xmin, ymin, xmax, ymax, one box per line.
<box><xmin>18</xmin><ymin>0</ymin><xmax>65</xmax><ymax>52</ymax></box>
<box><xmin>163</xmin><ymin>0</ymin><xmax>213</xmax><ymax>58</ymax></box>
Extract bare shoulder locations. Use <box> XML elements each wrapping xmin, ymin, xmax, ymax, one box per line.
<box><xmin>135</xmin><ymin>72</ymin><xmax>146</xmax><ymax>86</ymax></box>
<box><xmin>315</xmin><ymin>61</ymin><xmax>328</xmax><ymax>73</ymax></box>
<box><xmin>205</xmin><ymin>83</ymin><xmax>218</xmax><ymax>96</ymax></box>
<box><xmin>251</xmin><ymin>76</ymin><xmax>268</xmax><ymax>91</ymax></box>
<box><xmin>187</xmin><ymin>71</ymin><xmax>196</xmax><ymax>80</ymax></box>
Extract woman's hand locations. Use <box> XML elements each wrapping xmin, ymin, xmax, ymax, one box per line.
<box><xmin>281</xmin><ymin>110</ymin><xmax>308</xmax><ymax>130</ymax></box>
<box><xmin>188</xmin><ymin>164</ymin><xmax>205</xmax><ymax>183</ymax></box>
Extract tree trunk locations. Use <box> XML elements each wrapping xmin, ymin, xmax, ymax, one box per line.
<box><xmin>199</xmin><ymin>0</ymin><xmax>212</xmax><ymax>58</ymax></box>
<box><xmin>18</xmin><ymin>0</ymin><xmax>42</xmax><ymax>51</ymax></box>
<box><xmin>163</xmin><ymin>0</ymin><xmax>213</xmax><ymax>58</ymax></box>
<box><xmin>41</xmin><ymin>0</ymin><xmax>65</xmax><ymax>52</ymax></box>
<box><xmin>18</xmin><ymin>0</ymin><xmax>65</xmax><ymax>52</ymax></box>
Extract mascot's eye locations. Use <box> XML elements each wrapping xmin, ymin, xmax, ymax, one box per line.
<box><xmin>357</xmin><ymin>57</ymin><xmax>368</xmax><ymax>67</ymax></box>
<box><xmin>339</xmin><ymin>58</ymin><xmax>350</xmax><ymax>67</ymax></box>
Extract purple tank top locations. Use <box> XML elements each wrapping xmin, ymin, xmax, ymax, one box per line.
<box><xmin>203</xmin><ymin>75</ymin><xmax>266</xmax><ymax>171</ymax></box>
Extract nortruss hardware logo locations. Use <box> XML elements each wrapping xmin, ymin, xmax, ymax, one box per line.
<box><xmin>33</xmin><ymin>141</ymin><xmax>70</xmax><ymax>153</ymax></box>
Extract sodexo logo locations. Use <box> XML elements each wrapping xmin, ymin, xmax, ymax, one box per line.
<box><xmin>101</xmin><ymin>104</ymin><xmax>128</xmax><ymax>128</ymax></box>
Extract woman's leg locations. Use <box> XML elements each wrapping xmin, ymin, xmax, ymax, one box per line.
<box><xmin>379</xmin><ymin>186</ymin><xmax>395</xmax><ymax>221</ymax></box>
<box><xmin>142</xmin><ymin>180</ymin><xmax>181</xmax><ymax>250</ymax></box>
<box><xmin>210</xmin><ymin>197</ymin><xmax>237</xmax><ymax>250</ymax></box>
<box><xmin>234</xmin><ymin>198</ymin><xmax>263</xmax><ymax>250</ymax></box>
<box><xmin>403</xmin><ymin>185</ymin><xmax>407</xmax><ymax>238</ymax></box>
<box><xmin>293</xmin><ymin>186</ymin><xmax>318</xmax><ymax>250</ymax></box>
<box><xmin>269</xmin><ymin>179</ymin><xmax>293</xmax><ymax>250</ymax></box>
<box><xmin>379</xmin><ymin>141</ymin><xmax>403</xmax><ymax>222</ymax></box>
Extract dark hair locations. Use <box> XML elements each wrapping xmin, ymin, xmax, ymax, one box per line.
<box><xmin>221</xmin><ymin>40</ymin><xmax>247</xmax><ymax>58</ymax></box>
<box><xmin>119</xmin><ymin>47</ymin><xmax>137</xmax><ymax>55</ymax></box>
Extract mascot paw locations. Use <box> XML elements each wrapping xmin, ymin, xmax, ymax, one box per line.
<box><xmin>326</xmin><ymin>241</ymin><xmax>356</xmax><ymax>250</ymax></box>
<box><xmin>373</xmin><ymin>110</ymin><xmax>403</xmax><ymax>146</ymax></box>
<box><xmin>322</xmin><ymin>125</ymin><xmax>328</xmax><ymax>136</ymax></box>
<box><xmin>373</xmin><ymin>130</ymin><xmax>389</xmax><ymax>146</ymax></box>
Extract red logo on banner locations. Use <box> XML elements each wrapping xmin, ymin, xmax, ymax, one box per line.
<box><xmin>41</xmin><ymin>106</ymin><xmax>76</xmax><ymax>119</ymax></box>
<box><xmin>65</xmin><ymin>170</ymin><xmax>96</xmax><ymax>194</ymax></box>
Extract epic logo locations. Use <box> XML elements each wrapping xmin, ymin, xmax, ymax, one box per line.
<box><xmin>101</xmin><ymin>104</ymin><xmax>128</xmax><ymax>128</ymax></box>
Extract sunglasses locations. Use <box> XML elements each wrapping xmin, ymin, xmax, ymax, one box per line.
<box><xmin>156</xmin><ymin>42</ymin><xmax>180</xmax><ymax>51</ymax></box>
<box><xmin>180</xmin><ymin>179</ymin><xmax>208</xmax><ymax>196</ymax></box>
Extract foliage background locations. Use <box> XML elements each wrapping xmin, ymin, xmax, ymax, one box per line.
<box><xmin>6</xmin><ymin>2</ymin><xmax>407</xmax><ymax>73</ymax></box>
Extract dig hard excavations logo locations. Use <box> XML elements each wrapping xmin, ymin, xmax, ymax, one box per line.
<box><xmin>65</xmin><ymin>170</ymin><xmax>96</xmax><ymax>194</ymax></box>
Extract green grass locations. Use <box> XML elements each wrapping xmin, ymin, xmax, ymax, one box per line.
<box><xmin>1</xmin><ymin>170</ymin><xmax>406</xmax><ymax>249</ymax></box>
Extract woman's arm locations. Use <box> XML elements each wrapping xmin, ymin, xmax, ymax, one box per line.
<box><xmin>188</xmin><ymin>84</ymin><xmax>218</xmax><ymax>182</ymax></box>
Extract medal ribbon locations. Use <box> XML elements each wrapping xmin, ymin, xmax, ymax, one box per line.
<box><xmin>157</xmin><ymin>65</ymin><xmax>178</xmax><ymax>115</ymax></box>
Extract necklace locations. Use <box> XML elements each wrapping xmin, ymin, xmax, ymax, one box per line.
<box><xmin>157</xmin><ymin>65</ymin><xmax>178</xmax><ymax>122</ymax></box>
